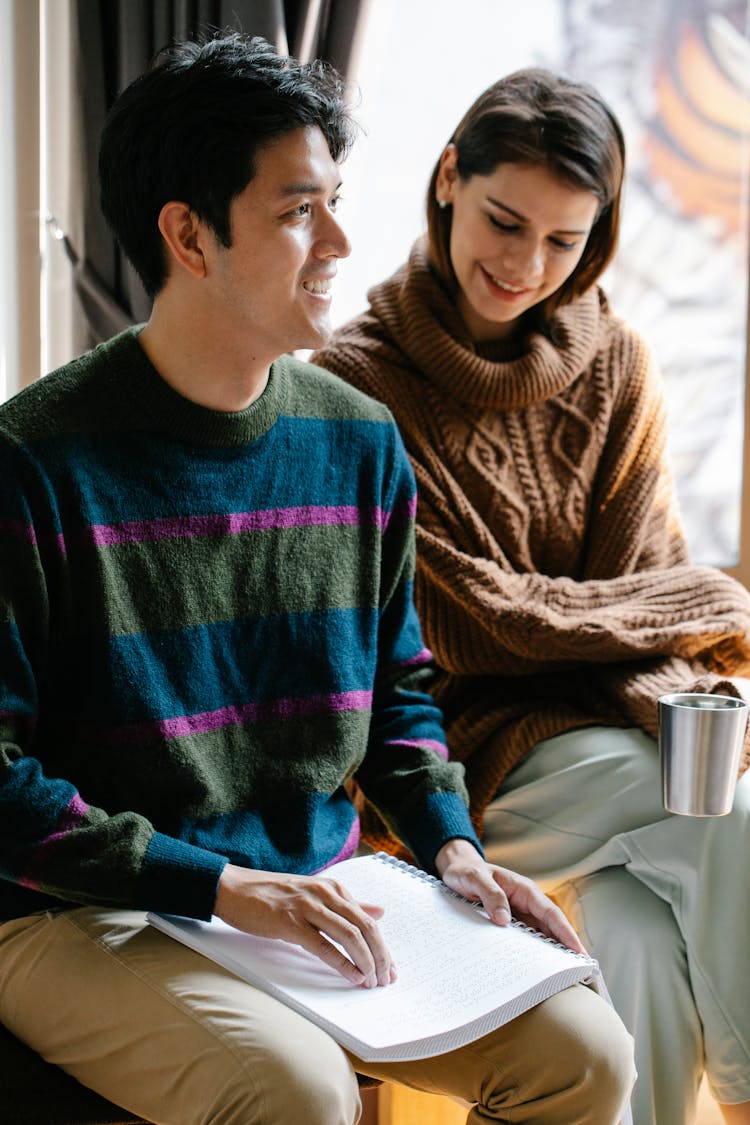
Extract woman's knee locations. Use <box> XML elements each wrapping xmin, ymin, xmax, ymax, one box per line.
<box><xmin>556</xmin><ymin>866</ymin><xmax>684</xmax><ymax>969</ymax></box>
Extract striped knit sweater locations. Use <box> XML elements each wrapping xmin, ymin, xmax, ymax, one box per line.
<box><xmin>313</xmin><ymin>239</ymin><xmax>750</xmax><ymax>833</ymax></box>
<box><xmin>0</xmin><ymin>327</ymin><xmax>479</xmax><ymax>923</ymax></box>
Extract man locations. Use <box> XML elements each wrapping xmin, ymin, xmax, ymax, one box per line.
<box><xmin>0</xmin><ymin>32</ymin><xmax>633</xmax><ymax>1124</ymax></box>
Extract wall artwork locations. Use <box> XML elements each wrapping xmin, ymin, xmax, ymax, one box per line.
<box><xmin>342</xmin><ymin>0</ymin><xmax>750</xmax><ymax>566</ymax></box>
<box><xmin>558</xmin><ymin>0</ymin><xmax>750</xmax><ymax>565</ymax></box>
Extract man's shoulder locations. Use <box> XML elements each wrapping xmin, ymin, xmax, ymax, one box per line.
<box><xmin>279</xmin><ymin>351</ymin><xmax>395</xmax><ymax>426</ymax></box>
<box><xmin>0</xmin><ymin>329</ymin><xmax>137</xmax><ymax>445</ymax></box>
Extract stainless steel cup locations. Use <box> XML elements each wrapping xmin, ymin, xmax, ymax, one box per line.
<box><xmin>658</xmin><ymin>692</ymin><xmax>748</xmax><ymax>816</ymax></box>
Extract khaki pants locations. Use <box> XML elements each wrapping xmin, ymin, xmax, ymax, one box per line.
<box><xmin>0</xmin><ymin>903</ymin><xmax>633</xmax><ymax>1124</ymax></box>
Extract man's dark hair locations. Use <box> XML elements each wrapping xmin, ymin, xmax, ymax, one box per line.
<box><xmin>99</xmin><ymin>32</ymin><xmax>357</xmax><ymax>298</ymax></box>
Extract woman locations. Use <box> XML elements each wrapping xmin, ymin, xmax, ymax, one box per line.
<box><xmin>314</xmin><ymin>69</ymin><xmax>750</xmax><ymax>1125</ymax></box>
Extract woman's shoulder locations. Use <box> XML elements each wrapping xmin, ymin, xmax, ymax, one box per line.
<box><xmin>592</xmin><ymin>288</ymin><xmax>653</xmax><ymax>363</ymax></box>
<box><xmin>312</xmin><ymin>306</ymin><xmax>419</xmax><ymax>410</ymax></box>
<box><xmin>579</xmin><ymin>288</ymin><xmax>660</xmax><ymax>401</ymax></box>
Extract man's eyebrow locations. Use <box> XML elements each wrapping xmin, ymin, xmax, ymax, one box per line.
<box><xmin>486</xmin><ymin>195</ymin><xmax>589</xmax><ymax>234</ymax></box>
<box><xmin>277</xmin><ymin>179</ymin><xmax>343</xmax><ymax>198</ymax></box>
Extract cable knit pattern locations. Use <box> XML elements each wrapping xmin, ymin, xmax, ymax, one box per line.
<box><xmin>313</xmin><ymin>239</ymin><xmax>750</xmax><ymax>832</ymax></box>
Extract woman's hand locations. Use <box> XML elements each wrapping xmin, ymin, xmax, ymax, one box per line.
<box><xmin>215</xmin><ymin>864</ymin><xmax>397</xmax><ymax>988</ymax></box>
<box><xmin>434</xmin><ymin>838</ymin><xmax>585</xmax><ymax>953</ymax></box>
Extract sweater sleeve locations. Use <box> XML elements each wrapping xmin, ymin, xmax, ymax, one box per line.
<box><xmin>314</xmin><ymin>332</ymin><xmax>750</xmax><ymax>683</ymax></box>
<box><xmin>414</xmin><ymin>339</ymin><xmax>750</xmax><ymax>678</ymax></box>
<box><xmin>0</xmin><ymin>434</ymin><xmax>227</xmax><ymax>920</ymax></box>
<box><xmin>352</xmin><ymin>425</ymin><xmax>482</xmax><ymax>869</ymax></box>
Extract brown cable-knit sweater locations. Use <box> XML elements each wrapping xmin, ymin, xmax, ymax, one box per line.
<box><xmin>314</xmin><ymin>239</ymin><xmax>750</xmax><ymax>837</ymax></box>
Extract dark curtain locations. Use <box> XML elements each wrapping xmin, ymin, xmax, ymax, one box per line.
<box><xmin>69</xmin><ymin>0</ymin><xmax>372</xmax><ymax>348</ymax></box>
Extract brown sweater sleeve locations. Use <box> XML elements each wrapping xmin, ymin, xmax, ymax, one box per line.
<box><xmin>314</xmin><ymin>330</ymin><xmax>750</xmax><ymax>682</ymax></box>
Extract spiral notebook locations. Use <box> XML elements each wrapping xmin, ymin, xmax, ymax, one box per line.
<box><xmin>147</xmin><ymin>852</ymin><xmax>599</xmax><ymax>1063</ymax></box>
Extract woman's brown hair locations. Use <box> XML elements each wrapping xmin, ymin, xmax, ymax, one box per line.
<box><xmin>426</xmin><ymin>68</ymin><xmax>626</xmax><ymax>316</ymax></box>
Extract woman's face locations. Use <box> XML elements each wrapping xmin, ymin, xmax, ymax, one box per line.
<box><xmin>436</xmin><ymin>150</ymin><xmax>600</xmax><ymax>343</ymax></box>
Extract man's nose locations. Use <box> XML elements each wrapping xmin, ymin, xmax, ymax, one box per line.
<box><xmin>316</xmin><ymin>209</ymin><xmax>351</xmax><ymax>259</ymax></box>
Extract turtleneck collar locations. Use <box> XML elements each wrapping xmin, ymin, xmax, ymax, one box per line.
<box><xmin>102</xmin><ymin>327</ymin><xmax>289</xmax><ymax>448</ymax></box>
<box><xmin>366</xmin><ymin>238</ymin><xmax>608</xmax><ymax>410</ymax></box>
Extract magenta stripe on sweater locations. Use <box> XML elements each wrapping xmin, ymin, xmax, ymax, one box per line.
<box><xmin>0</xmin><ymin>517</ymin><xmax>38</xmax><ymax>546</ymax></box>
<box><xmin>88</xmin><ymin>505</ymin><xmax>398</xmax><ymax>547</ymax></box>
<box><xmin>103</xmin><ymin>690</ymin><xmax>374</xmax><ymax>744</ymax></box>
<box><xmin>19</xmin><ymin>793</ymin><xmax>90</xmax><ymax>891</ymax></box>
<box><xmin>384</xmin><ymin>738</ymin><xmax>449</xmax><ymax>760</ymax></box>
<box><xmin>313</xmin><ymin>817</ymin><xmax>361</xmax><ymax>873</ymax></box>
<box><xmin>395</xmin><ymin>646</ymin><xmax>433</xmax><ymax>668</ymax></box>
<box><xmin>378</xmin><ymin>494</ymin><xmax>418</xmax><ymax>532</ymax></box>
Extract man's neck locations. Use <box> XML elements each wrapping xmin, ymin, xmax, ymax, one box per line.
<box><xmin>139</xmin><ymin>299</ymin><xmax>271</xmax><ymax>413</ymax></box>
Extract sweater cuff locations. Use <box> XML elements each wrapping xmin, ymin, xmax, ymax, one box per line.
<box><xmin>138</xmin><ymin>832</ymin><xmax>229</xmax><ymax>920</ymax></box>
<box><xmin>401</xmin><ymin>791</ymin><xmax>483</xmax><ymax>873</ymax></box>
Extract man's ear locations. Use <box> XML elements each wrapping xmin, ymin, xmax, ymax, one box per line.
<box><xmin>157</xmin><ymin>201</ymin><xmax>208</xmax><ymax>280</ymax></box>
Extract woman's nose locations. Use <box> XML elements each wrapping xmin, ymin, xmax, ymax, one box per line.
<box><xmin>504</xmin><ymin>236</ymin><xmax>544</xmax><ymax>281</ymax></box>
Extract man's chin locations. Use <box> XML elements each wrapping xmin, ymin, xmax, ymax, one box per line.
<box><xmin>296</xmin><ymin>318</ymin><xmax>333</xmax><ymax>352</ymax></box>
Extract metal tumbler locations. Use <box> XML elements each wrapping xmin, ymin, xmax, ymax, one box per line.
<box><xmin>658</xmin><ymin>692</ymin><xmax>749</xmax><ymax>816</ymax></box>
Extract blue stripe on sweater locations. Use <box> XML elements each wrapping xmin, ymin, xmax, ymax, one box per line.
<box><xmin>21</xmin><ymin>417</ymin><xmax>406</xmax><ymax>527</ymax></box>
<box><xmin>85</xmin><ymin>607</ymin><xmax>379</xmax><ymax>723</ymax></box>
<box><xmin>176</xmin><ymin>789</ymin><xmax>357</xmax><ymax>874</ymax></box>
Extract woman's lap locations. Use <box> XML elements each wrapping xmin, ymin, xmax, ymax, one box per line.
<box><xmin>483</xmin><ymin>725</ymin><xmax>750</xmax><ymax>1107</ymax></box>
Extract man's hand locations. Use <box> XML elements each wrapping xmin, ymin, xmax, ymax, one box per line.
<box><xmin>215</xmin><ymin>864</ymin><xmax>397</xmax><ymax>988</ymax></box>
<box><xmin>434</xmin><ymin>838</ymin><xmax>585</xmax><ymax>954</ymax></box>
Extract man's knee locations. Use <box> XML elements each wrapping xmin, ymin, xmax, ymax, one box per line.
<box><xmin>488</xmin><ymin>984</ymin><xmax>635</xmax><ymax>1124</ymax></box>
<box><xmin>530</xmin><ymin>985</ymin><xmax>635</xmax><ymax>1120</ymax></box>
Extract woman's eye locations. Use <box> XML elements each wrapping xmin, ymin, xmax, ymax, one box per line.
<box><xmin>549</xmin><ymin>237</ymin><xmax>578</xmax><ymax>251</ymax></box>
<box><xmin>488</xmin><ymin>214</ymin><xmax>517</xmax><ymax>233</ymax></box>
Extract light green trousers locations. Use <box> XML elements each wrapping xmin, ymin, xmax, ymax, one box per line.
<box><xmin>484</xmin><ymin>725</ymin><xmax>750</xmax><ymax>1125</ymax></box>
<box><xmin>0</xmin><ymin>900</ymin><xmax>634</xmax><ymax>1124</ymax></box>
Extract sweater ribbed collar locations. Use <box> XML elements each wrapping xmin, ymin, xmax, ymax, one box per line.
<box><xmin>106</xmin><ymin>327</ymin><xmax>289</xmax><ymax>448</ymax></box>
<box><xmin>366</xmin><ymin>239</ymin><xmax>607</xmax><ymax>410</ymax></box>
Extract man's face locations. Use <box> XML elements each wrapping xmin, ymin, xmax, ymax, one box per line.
<box><xmin>204</xmin><ymin>125</ymin><xmax>350</xmax><ymax>362</ymax></box>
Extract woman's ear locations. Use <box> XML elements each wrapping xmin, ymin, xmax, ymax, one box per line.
<box><xmin>435</xmin><ymin>143</ymin><xmax>459</xmax><ymax>207</ymax></box>
<box><xmin>157</xmin><ymin>201</ymin><xmax>208</xmax><ymax>281</ymax></box>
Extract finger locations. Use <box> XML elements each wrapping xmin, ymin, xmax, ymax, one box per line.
<box><xmin>360</xmin><ymin>901</ymin><xmax>385</xmax><ymax>920</ymax></box>
<box><xmin>295</xmin><ymin>922</ymin><xmax>368</xmax><ymax>985</ymax></box>
<box><xmin>495</xmin><ymin>871</ymin><xmax>585</xmax><ymax>953</ymax></box>
<box><xmin>445</xmin><ymin>866</ymin><xmax>512</xmax><ymax>926</ymax></box>
<box><xmin>309</xmin><ymin>892</ymin><xmax>394</xmax><ymax>987</ymax></box>
<box><xmin>520</xmin><ymin>900</ymin><xmax>585</xmax><ymax>954</ymax></box>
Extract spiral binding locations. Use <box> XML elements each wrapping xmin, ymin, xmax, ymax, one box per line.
<box><xmin>373</xmin><ymin>852</ymin><xmax>590</xmax><ymax>961</ymax></box>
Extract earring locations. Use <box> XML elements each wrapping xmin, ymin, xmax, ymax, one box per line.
<box><xmin>438</xmin><ymin>199</ymin><xmax>448</xmax><ymax>210</ymax></box>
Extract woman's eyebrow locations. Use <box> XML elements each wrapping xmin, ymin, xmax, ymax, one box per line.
<box><xmin>485</xmin><ymin>195</ymin><xmax>589</xmax><ymax>235</ymax></box>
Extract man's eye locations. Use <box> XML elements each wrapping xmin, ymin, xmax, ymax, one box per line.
<box><xmin>329</xmin><ymin>194</ymin><xmax>342</xmax><ymax>212</ymax></box>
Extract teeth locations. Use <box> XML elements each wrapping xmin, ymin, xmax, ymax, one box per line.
<box><xmin>303</xmin><ymin>279</ymin><xmax>333</xmax><ymax>294</ymax></box>
<box><xmin>490</xmin><ymin>275</ymin><xmax>524</xmax><ymax>293</ymax></box>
